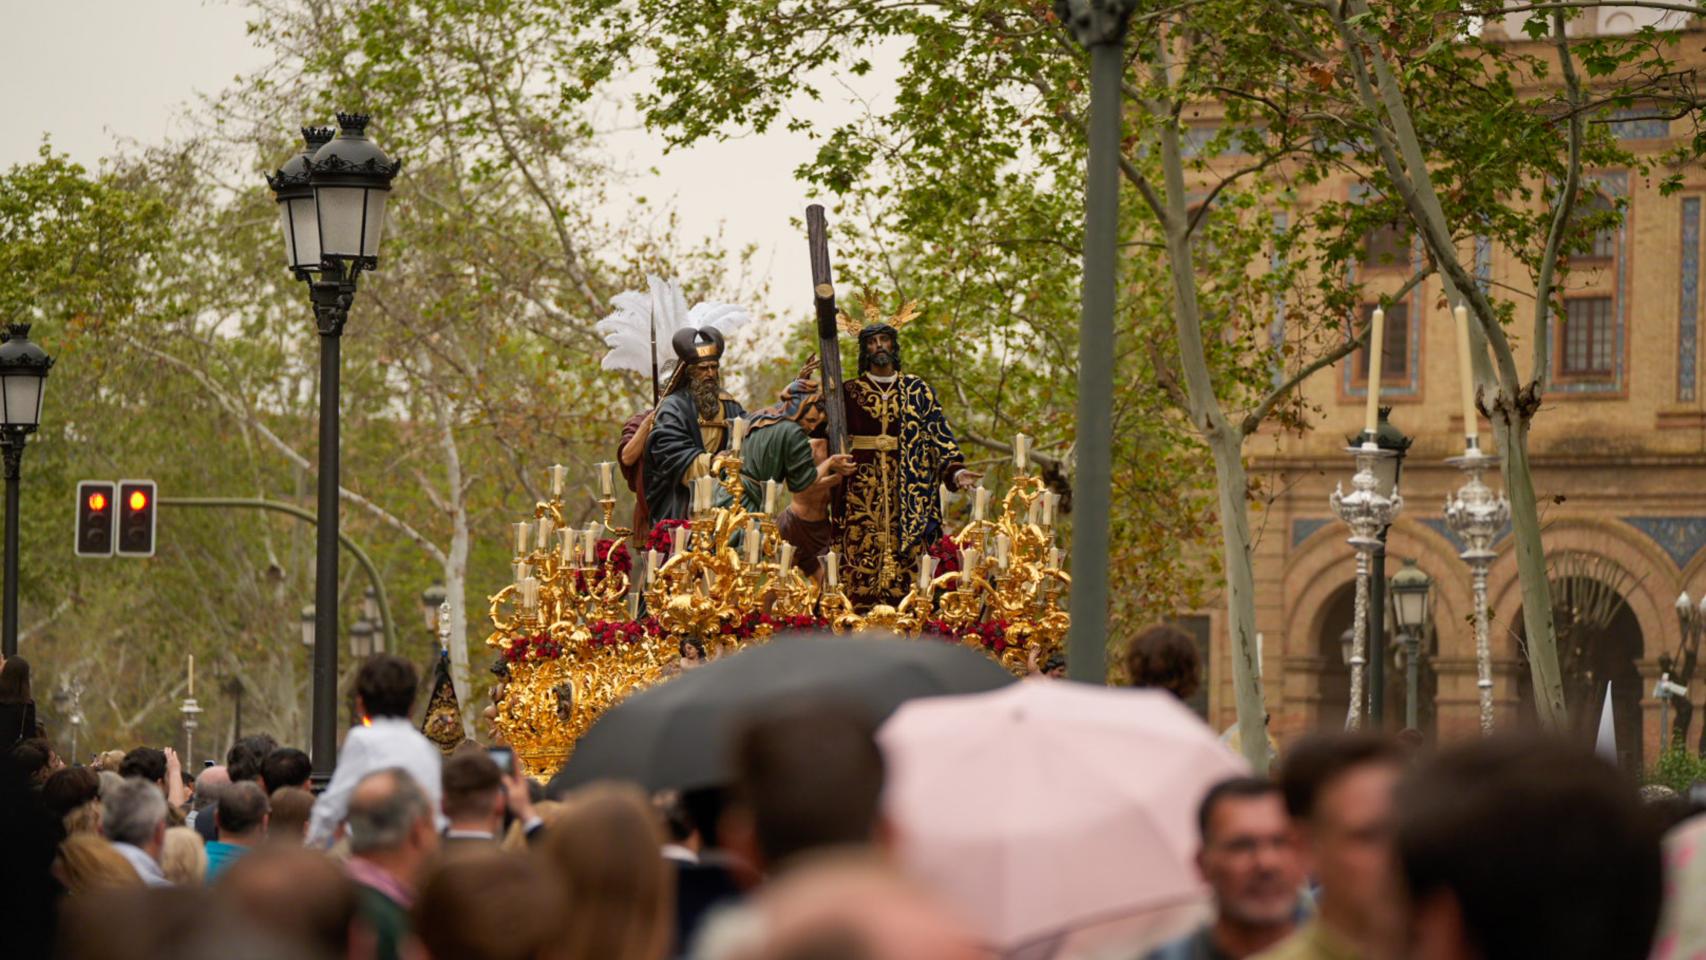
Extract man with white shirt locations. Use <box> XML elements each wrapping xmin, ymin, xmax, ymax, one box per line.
<box><xmin>307</xmin><ymin>655</ymin><xmax>444</xmax><ymax>848</ymax></box>
<box><xmin>103</xmin><ymin>776</ymin><xmax>172</xmax><ymax>886</ymax></box>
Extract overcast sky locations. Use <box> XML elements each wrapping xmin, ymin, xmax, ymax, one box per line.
<box><xmin>0</xmin><ymin>0</ymin><xmax>859</xmax><ymax>320</ymax></box>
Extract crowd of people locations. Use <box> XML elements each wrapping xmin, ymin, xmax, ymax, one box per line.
<box><xmin>2</xmin><ymin>630</ymin><xmax>1705</xmax><ymax>959</ymax></box>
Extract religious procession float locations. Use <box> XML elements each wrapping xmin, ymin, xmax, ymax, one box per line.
<box><xmin>484</xmin><ymin>208</ymin><xmax>1072</xmax><ymax>778</ymax></box>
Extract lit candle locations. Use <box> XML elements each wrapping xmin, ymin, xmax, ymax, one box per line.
<box><xmin>187</xmin><ymin>654</ymin><xmax>194</xmax><ymax>698</ymax></box>
<box><xmin>582</xmin><ymin>526</ymin><xmax>599</xmax><ymax>565</ymax></box>
<box><xmin>1014</xmin><ymin>433</ymin><xmax>1030</xmax><ymax>472</ymax></box>
<box><xmin>995</xmin><ymin>533</ymin><xmax>1011</xmax><ymax>570</ymax></box>
<box><xmin>779</xmin><ymin>541</ymin><xmax>795</xmax><ymax>573</ymax></box>
<box><xmin>730</xmin><ymin>417</ymin><xmax>747</xmax><ymax>455</ymax></box>
<box><xmin>972</xmin><ymin>486</ymin><xmax>990</xmax><ymax>522</ymax></box>
<box><xmin>514</xmin><ymin>521</ymin><xmax>530</xmax><ymax>556</ymax></box>
<box><xmin>918</xmin><ymin>555</ymin><xmax>938</xmax><ymax>592</ymax></box>
<box><xmin>764</xmin><ymin>479</ymin><xmax>782</xmax><ymax>514</ymax></box>
<box><xmin>960</xmin><ymin>548</ymin><xmax>980</xmax><ymax>589</ymax></box>
<box><xmin>672</xmin><ymin>525</ymin><xmax>688</xmax><ymax>556</ymax></box>
<box><xmin>646</xmin><ymin>548</ymin><xmax>660</xmax><ymax>584</ymax></box>
<box><xmin>597</xmin><ymin>461</ymin><xmax>615</xmax><ymax>498</ymax></box>
<box><xmin>536</xmin><ymin>516</ymin><xmax>554</xmax><ymax>551</ymax></box>
<box><xmin>745</xmin><ymin>522</ymin><xmax>761</xmax><ymax>565</ymax></box>
<box><xmin>825</xmin><ymin>550</ymin><xmax>839</xmax><ymax>588</ymax></box>
<box><xmin>1454</xmin><ymin>305</ymin><xmax>1479</xmax><ymax>451</ymax></box>
<box><xmin>549</xmin><ymin>463</ymin><xmax>567</xmax><ymax>497</ymax></box>
<box><xmin>1041</xmin><ymin>490</ymin><xmax>1060</xmax><ymax>527</ymax></box>
<box><xmin>1363</xmin><ymin>307</ymin><xmax>1385</xmax><ymax>438</ymax></box>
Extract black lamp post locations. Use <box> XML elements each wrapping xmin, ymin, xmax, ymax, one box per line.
<box><xmin>267</xmin><ymin>116</ymin><xmax>401</xmax><ymax>784</ymax></box>
<box><xmin>0</xmin><ymin>323</ymin><xmax>52</xmax><ymax>658</ymax></box>
<box><xmin>1056</xmin><ymin>0</ymin><xmax>1136</xmax><ymax>683</ymax></box>
<box><xmin>1390</xmin><ymin>558</ymin><xmax>1432</xmax><ymax>730</ymax></box>
<box><xmin>1364</xmin><ymin>407</ymin><xmax>1410</xmax><ymax>728</ymax></box>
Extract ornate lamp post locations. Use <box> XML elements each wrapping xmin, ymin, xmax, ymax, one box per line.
<box><xmin>0</xmin><ymin>324</ymin><xmax>53</xmax><ymax>658</ymax></box>
<box><xmin>1389</xmin><ymin>558</ymin><xmax>1432</xmax><ymax>731</ymax></box>
<box><xmin>1367</xmin><ymin>409</ymin><xmax>1411</xmax><ymax>728</ymax></box>
<box><xmin>267</xmin><ymin>116</ymin><xmax>401</xmax><ymax>784</ymax></box>
<box><xmin>1445</xmin><ymin>444</ymin><xmax>1510</xmax><ymax>734</ymax></box>
<box><xmin>1330</xmin><ymin>427</ymin><xmax>1402</xmax><ymax>731</ymax></box>
<box><xmin>1055</xmin><ymin>0</ymin><xmax>1137</xmax><ymax>683</ymax></box>
<box><xmin>421</xmin><ymin>583</ymin><xmax>447</xmax><ymax>636</ymax></box>
<box><xmin>350</xmin><ymin>618</ymin><xmax>375</xmax><ymax>660</ymax></box>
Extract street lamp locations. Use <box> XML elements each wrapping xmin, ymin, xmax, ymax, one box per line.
<box><xmin>1389</xmin><ymin>558</ymin><xmax>1432</xmax><ymax>730</ymax></box>
<box><xmin>300</xmin><ymin>605</ymin><xmax>315</xmax><ymax>648</ymax></box>
<box><xmin>1366</xmin><ymin>407</ymin><xmax>1410</xmax><ymax>729</ymax></box>
<box><xmin>362</xmin><ymin>587</ymin><xmax>383</xmax><ymax>654</ymax></box>
<box><xmin>421</xmin><ymin>583</ymin><xmax>447</xmax><ymax>634</ymax></box>
<box><xmin>0</xmin><ymin>323</ymin><xmax>52</xmax><ymax>658</ymax></box>
<box><xmin>350</xmin><ymin>618</ymin><xmax>375</xmax><ymax>660</ymax></box>
<box><xmin>267</xmin><ymin>115</ymin><xmax>401</xmax><ymax>785</ymax></box>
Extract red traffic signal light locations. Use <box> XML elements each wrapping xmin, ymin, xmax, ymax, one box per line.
<box><xmin>75</xmin><ymin>481</ymin><xmax>116</xmax><ymax>557</ymax></box>
<box><xmin>116</xmin><ymin>479</ymin><xmax>157</xmax><ymax>558</ymax></box>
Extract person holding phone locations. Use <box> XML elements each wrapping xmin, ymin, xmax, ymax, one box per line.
<box><xmin>439</xmin><ymin>746</ymin><xmax>543</xmax><ymax>853</ymax></box>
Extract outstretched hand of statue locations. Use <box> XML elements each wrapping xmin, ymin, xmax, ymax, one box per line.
<box><xmin>953</xmin><ymin>468</ymin><xmax>982</xmax><ymax>491</ymax></box>
<box><xmin>798</xmin><ymin>354</ymin><xmax>821</xmax><ymax>382</ymax></box>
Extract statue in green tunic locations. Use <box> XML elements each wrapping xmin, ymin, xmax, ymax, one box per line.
<box><xmin>738</xmin><ymin>373</ymin><xmax>855</xmax><ymax>575</ymax></box>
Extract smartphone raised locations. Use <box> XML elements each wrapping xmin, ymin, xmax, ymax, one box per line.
<box><xmin>488</xmin><ymin>746</ymin><xmax>515</xmax><ymax>777</ymax></box>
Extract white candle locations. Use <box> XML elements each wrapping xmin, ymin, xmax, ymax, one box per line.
<box><xmin>1026</xmin><ymin>498</ymin><xmax>1041</xmax><ymax>527</ymax></box>
<box><xmin>188</xmin><ymin>654</ymin><xmax>194</xmax><ymax>698</ymax></box>
<box><xmin>582</xmin><ymin>526</ymin><xmax>599</xmax><ymax>565</ymax></box>
<box><xmin>960</xmin><ymin>548</ymin><xmax>980</xmax><ymax>589</ymax></box>
<box><xmin>918</xmin><ymin>555</ymin><xmax>938</xmax><ymax>591</ymax></box>
<box><xmin>764</xmin><ymin>479</ymin><xmax>782</xmax><ymax>514</ymax></box>
<box><xmin>1364</xmin><ymin>307</ymin><xmax>1385</xmax><ymax>438</ymax></box>
<box><xmin>972</xmin><ymin>486</ymin><xmax>990</xmax><ymax>522</ymax></box>
<box><xmin>1014</xmin><ymin>433</ymin><xmax>1030</xmax><ymax>471</ymax></box>
<box><xmin>1049</xmin><ymin>547</ymin><xmax>1064</xmax><ymax>569</ymax></box>
<box><xmin>701</xmin><ymin>476</ymin><xmax>718</xmax><ymax>512</ymax></box>
<box><xmin>939</xmin><ymin>485</ymin><xmax>951</xmax><ymax>519</ymax></box>
<box><xmin>730</xmin><ymin>418</ymin><xmax>747</xmax><ymax>455</ymax></box>
<box><xmin>1042</xmin><ymin>490</ymin><xmax>1060</xmax><ymax>527</ymax></box>
<box><xmin>549</xmin><ymin>463</ymin><xmax>567</xmax><ymax>497</ymax></box>
<box><xmin>996</xmin><ymin>533</ymin><xmax>1011</xmax><ymax>570</ymax></box>
<box><xmin>825</xmin><ymin>550</ymin><xmax>839</xmax><ymax>588</ymax></box>
<box><xmin>514</xmin><ymin>560</ymin><xmax>530</xmax><ymax>586</ymax></box>
<box><xmin>522</xmin><ymin>577</ymin><xmax>539</xmax><ymax>611</ymax></box>
<box><xmin>1454</xmin><ymin>305</ymin><xmax>1479</xmax><ymax>451</ymax></box>
<box><xmin>536</xmin><ymin>516</ymin><xmax>554</xmax><ymax>551</ymax></box>
<box><xmin>514</xmin><ymin>521</ymin><xmax>530</xmax><ymax>556</ymax></box>
<box><xmin>646</xmin><ymin>548</ymin><xmax>660</xmax><ymax>585</ymax></box>
<box><xmin>560</xmin><ymin>529</ymin><xmax>574</xmax><ymax>565</ymax></box>
<box><xmin>745</xmin><ymin>522</ymin><xmax>761</xmax><ymax>565</ymax></box>
<box><xmin>597</xmin><ymin>461</ymin><xmax>614</xmax><ymax>498</ymax></box>
<box><xmin>627</xmin><ymin>590</ymin><xmax>640</xmax><ymax>620</ymax></box>
<box><xmin>672</xmin><ymin>525</ymin><xmax>688</xmax><ymax>556</ymax></box>
<box><xmin>779</xmin><ymin>541</ymin><xmax>795</xmax><ymax>573</ymax></box>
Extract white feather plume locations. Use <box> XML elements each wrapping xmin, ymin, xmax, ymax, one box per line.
<box><xmin>596</xmin><ymin>275</ymin><xmax>755</xmax><ymax>390</ymax></box>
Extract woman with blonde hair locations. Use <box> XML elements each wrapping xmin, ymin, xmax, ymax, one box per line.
<box><xmin>538</xmin><ymin>783</ymin><xmax>673</xmax><ymax>960</ymax></box>
<box><xmin>54</xmin><ymin>835</ymin><xmax>144</xmax><ymax>894</ymax></box>
<box><xmin>159</xmin><ymin>825</ymin><xmax>208</xmax><ymax>885</ymax></box>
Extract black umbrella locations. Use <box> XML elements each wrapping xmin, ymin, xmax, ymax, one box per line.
<box><xmin>547</xmin><ymin>631</ymin><xmax>1015</xmax><ymax>795</ymax></box>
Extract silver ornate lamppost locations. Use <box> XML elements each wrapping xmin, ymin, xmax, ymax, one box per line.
<box><xmin>1330</xmin><ymin>435</ymin><xmax>1402</xmax><ymax>731</ymax></box>
<box><xmin>1444</xmin><ymin>444</ymin><xmax>1509</xmax><ymax>734</ymax></box>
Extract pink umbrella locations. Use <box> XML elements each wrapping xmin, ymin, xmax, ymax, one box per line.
<box><xmin>878</xmin><ymin>680</ymin><xmax>1249</xmax><ymax>958</ymax></box>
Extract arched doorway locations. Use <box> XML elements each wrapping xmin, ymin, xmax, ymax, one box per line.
<box><xmin>1312</xmin><ymin>579</ymin><xmax>1440</xmax><ymax>735</ymax></box>
<box><xmin>1516</xmin><ymin>554</ymin><xmax>1646</xmax><ymax>768</ymax></box>
<box><xmin>1315</xmin><ymin>584</ymin><xmax>1354</xmax><ymax>730</ymax></box>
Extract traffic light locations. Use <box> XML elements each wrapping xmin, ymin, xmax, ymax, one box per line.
<box><xmin>74</xmin><ymin>481</ymin><xmax>115</xmax><ymax>557</ymax></box>
<box><xmin>116</xmin><ymin>479</ymin><xmax>157</xmax><ymax>557</ymax></box>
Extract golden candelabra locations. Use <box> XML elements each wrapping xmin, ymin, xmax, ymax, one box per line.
<box><xmin>487</xmin><ymin>444</ymin><xmax>1071</xmax><ymax>779</ymax></box>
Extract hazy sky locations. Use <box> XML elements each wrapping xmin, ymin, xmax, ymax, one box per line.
<box><xmin>0</xmin><ymin>0</ymin><xmax>860</xmax><ymax>319</ymax></box>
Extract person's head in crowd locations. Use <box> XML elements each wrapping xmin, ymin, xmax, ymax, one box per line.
<box><xmin>539</xmin><ymin>783</ymin><xmax>672</xmax><ymax>960</ymax></box>
<box><xmin>63</xmin><ymin>799</ymin><xmax>104</xmax><ymax>836</ymax></box>
<box><xmin>412</xmin><ymin>851</ymin><xmax>572</xmax><ymax>960</ymax></box>
<box><xmin>356</xmin><ymin>654</ymin><xmax>419</xmax><ymax>720</ymax></box>
<box><xmin>1391</xmin><ymin>735</ymin><xmax>1661</xmax><ymax>960</ymax></box>
<box><xmin>97</xmin><ymin>769</ymin><xmax>124</xmax><ymax>799</ymax></box>
<box><xmin>216</xmin><ymin>845</ymin><xmax>361</xmax><ymax>958</ymax></box>
<box><xmin>655</xmin><ymin>789</ymin><xmax>698</xmax><ymax>853</ymax></box>
<box><xmin>92</xmin><ymin>750</ymin><xmax>127</xmax><ymax>773</ymax></box>
<box><xmin>266</xmin><ymin>787</ymin><xmax>314</xmax><ymax>845</ymax></box>
<box><xmin>260</xmin><ymin>747</ymin><xmax>311</xmax><ymax>791</ymax></box>
<box><xmin>226</xmin><ymin>734</ymin><xmax>278</xmax><ymax>785</ymax></box>
<box><xmin>442</xmin><ymin>748</ymin><xmax>506</xmax><ymax>838</ymax></box>
<box><xmin>57</xmin><ymin>887</ymin><xmax>316</xmax><ymax>960</ymax></box>
<box><xmin>104</xmin><ymin>776</ymin><xmax>170</xmax><ymax>862</ymax></box>
<box><xmin>0</xmin><ymin>652</ymin><xmax>31</xmax><ymax>702</ymax></box>
<box><xmin>1041</xmin><ymin>653</ymin><xmax>1067</xmax><ymax>679</ymax></box>
<box><xmin>1124</xmin><ymin>623</ymin><xmax>1202</xmax><ymax>701</ymax></box>
<box><xmin>119</xmin><ymin>746</ymin><xmax>168</xmax><ymax>792</ymax></box>
<box><xmin>748</xmin><ymin>855</ymin><xmax>989</xmax><ymax>960</ymax></box>
<box><xmin>730</xmin><ymin>700</ymin><xmax>887</xmax><ymax>873</ymax></box>
<box><xmin>1279</xmin><ymin>733</ymin><xmax>1405</xmax><ymax>952</ymax></box>
<box><xmin>43</xmin><ymin>765</ymin><xmax>101</xmax><ymax>819</ymax></box>
<box><xmin>54</xmin><ymin>833</ymin><xmax>144</xmax><ymax>894</ymax></box>
<box><xmin>681</xmin><ymin>786</ymin><xmax>727</xmax><ymax>851</ymax></box>
<box><xmin>217</xmin><ymin>780</ymin><xmax>270</xmax><ymax>844</ymax></box>
<box><xmin>192</xmin><ymin>764</ymin><xmax>229</xmax><ymax>812</ymax></box>
<box><xmin>1190</xmin><ymin>777</ymin><xmax>1305</xmax><ymax>956</ymax></box>
<box><xmin>159</xmin><ymin>826</ymin><xmax>207</xmax><ymax>885</ymax></box>
<box><xmin>347</xmin><ymin>768</ymin><xmax>439</xmax><ymax>884</ymax></box>
<box><xmin>13</xmin><ymin>737</ymin><xmax>57</xmax><ymax>783</ymax></box>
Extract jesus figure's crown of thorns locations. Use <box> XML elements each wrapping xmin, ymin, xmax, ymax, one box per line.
<box><xmin>836</xmin><ymin>293</ymin><xmax>922</xmax><ymax>338</ymax></box>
